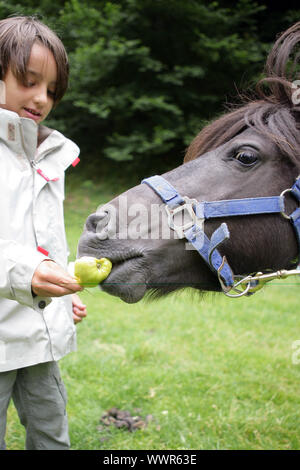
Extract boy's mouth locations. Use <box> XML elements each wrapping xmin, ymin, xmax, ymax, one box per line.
<box><xmin>23</xmin><ymin>107</ymin><xmax>42</xmax><ymax>120</ymax></box>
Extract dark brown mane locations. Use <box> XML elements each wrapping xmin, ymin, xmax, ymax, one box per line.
<box><xmin>184</xmin><ymin>22</ymin><xmax>300</xmax><ymax>166</ymax></box>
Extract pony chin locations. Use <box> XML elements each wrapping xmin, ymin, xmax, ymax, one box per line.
<box><xmin>101</xmin><ymin>257</ymin><xmax>148</xmax><ymax>303</ymax></box>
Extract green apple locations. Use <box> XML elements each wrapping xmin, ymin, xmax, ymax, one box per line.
<box><xmin>69</xmin><ymin>256</ymin><xmax>112</xmax><ymax>287</ymax></box>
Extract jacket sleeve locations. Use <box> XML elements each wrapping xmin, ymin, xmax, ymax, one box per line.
<box><xmin>0</xmin><ymin>238</ymin><xmax>51</xmax><ymax>310</ymax></box>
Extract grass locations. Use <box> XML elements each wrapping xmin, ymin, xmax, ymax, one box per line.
<box><xmin>5</xmin><ymin>172</ymin><xmax>300</xmax><ymax>450</ymax></box>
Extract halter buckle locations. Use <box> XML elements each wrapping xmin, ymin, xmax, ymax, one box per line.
<box><xmin>280</xmin><ymin>187</ymin><xmax>300</xmax><ymax>219</ymax></box>
<box><xmin>165</xmin><ymin>197</ymin><xmax>203</xmax><ymax>239</ymax></box>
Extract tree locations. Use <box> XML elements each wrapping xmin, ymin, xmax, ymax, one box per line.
<box><xmin>0</xmin><ymin>0</ymin><xmax>298</xmax><ymax>173</ymax></box>
<box><xmin>59</xmin><ymin>0</ymin><xmax>269</xmax><ymax>168</ymax></box>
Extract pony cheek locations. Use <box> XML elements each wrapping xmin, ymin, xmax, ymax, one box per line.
<box><xmin>220</xmin><ymin>216</ymin><xmax>297</xmax><ymax>274</ymax></box>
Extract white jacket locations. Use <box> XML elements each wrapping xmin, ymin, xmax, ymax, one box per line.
<box><xmin>0</xmin><ymin>109</ymin><xmax>79</xmax><ymax>372</ymax></box>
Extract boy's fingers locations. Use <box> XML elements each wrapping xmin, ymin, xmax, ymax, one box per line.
<box><xmin>74</xmin><ymin>303</ymin><xmax>87</xmax><ymax>311</ymax></box>
<box><xmin>32</xmin><ymin>282</ymin><xmax>79</xmax><ymax>297</ymax></box>
<box><xmin>73</xmin><ymin>306</ymin><xmax>87</xmax><ymax>316</ymax></box>
<box><xmin>73</xmin><ymin>314</ymin><xmax>82</xmax><ymax>324</ymax></box>
<box><xmin>32</xmin><ymin>260</ymin><xmax>83</xmax><ymax>297</ymax></box>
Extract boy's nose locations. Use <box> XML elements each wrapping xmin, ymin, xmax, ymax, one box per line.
<box><xmin>33</xmin><ymin>86</ymin><xmax>48</xmax><ymax>106</ymax></box>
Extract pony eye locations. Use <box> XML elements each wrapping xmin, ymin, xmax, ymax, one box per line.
<box><xmin>235</xmin><ymin>151</ymin><xmax>258</xmax><ymax>166</ymax></box>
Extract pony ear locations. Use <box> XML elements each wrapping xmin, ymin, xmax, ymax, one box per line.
<box><xmin>256</xmin><ymin>22</ymin><xmax>300</xmax><ymax>109</ymax></box>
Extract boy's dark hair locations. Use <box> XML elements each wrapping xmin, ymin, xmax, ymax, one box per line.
<box><xmin>0</xmin><ymin>16</ymin><xmax>69</xmax><ymax>104</ymax></box>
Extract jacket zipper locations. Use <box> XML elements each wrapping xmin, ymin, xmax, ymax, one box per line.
<box><xmin>30</xmin><ymin>159</ymin><xmax>37</xmax><ymax>170</ymax></box>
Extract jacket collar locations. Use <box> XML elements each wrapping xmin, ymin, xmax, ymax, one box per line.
<box><xmin>0</xmin><ymin>109</ymin><xmax>78</xmax><ymax>168</ymax></box>
<box><xmin>0</xmin><ymin>108</ymin><xmax>38</xmax><ymax>159</ymax></box>
<box><xmin>38</xmin><ymin>124</ymin><xmax>54</xmax><ymax>147</ymax></box>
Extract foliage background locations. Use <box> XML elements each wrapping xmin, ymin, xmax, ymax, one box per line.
<box><xmin>0</xmin><ymin>0</ymin><xmax>299</xmax><ymax>176</ymax></box>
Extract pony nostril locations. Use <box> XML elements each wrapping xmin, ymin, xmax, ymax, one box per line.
<box><xmin>85</xmin><ymin>212</ymin><xmax>110</xmax><ymax>233</ymax></box>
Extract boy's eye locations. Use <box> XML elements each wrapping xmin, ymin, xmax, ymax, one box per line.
<box><xmin>48</xmin><ymin>90</ymin><xmax>56</xmax><ymax>98</ymax></box>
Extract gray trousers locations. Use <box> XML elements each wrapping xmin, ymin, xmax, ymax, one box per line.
<box><xmin>0</xmin><ymin>361</ymin><xmax>70</xmax><ymax>450</ymax></box>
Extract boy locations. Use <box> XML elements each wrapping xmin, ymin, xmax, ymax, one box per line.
<box><xmin>0</xmin><ymin>16</ymin><xmax>86</xmax><ymax>449</ymax></box>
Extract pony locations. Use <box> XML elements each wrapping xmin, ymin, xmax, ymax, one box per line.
<box><xmin>78</xmin><ymin>22</ymin><xmax>300</xmax><ymax>304</ymax></box>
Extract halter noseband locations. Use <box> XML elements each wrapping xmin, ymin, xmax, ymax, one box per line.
<box><xmin>142</xmin><ymin>175</ymin><xmax>300</xmax><ymax>297</ymax></box>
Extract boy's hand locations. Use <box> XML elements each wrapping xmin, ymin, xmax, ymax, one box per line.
<box><xmin>32</xmin><ymin>260</ymin><xmax>83</xmax><ymax>297</ymax></box>
<box><xmin>72</xmin><ymin>293</ymin><xmax>87</xmax><ymax>324</ymax></box>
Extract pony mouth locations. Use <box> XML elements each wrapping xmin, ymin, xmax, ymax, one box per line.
<box><xmin>76</xmin><ymin>242</ymin><xmax>147</xmax><ymax>302</ymax></box>
<box><xmin>100</xmin><ymin>253</ymin><xmax>148</xmax><ymax>303</ymax></box>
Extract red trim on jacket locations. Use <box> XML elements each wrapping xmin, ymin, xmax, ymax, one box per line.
<box><xmin>37</xmin><ymin>246</ymin><xmax>49</xmax><ymax>256</ymax></box>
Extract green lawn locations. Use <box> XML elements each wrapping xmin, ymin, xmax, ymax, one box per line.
<box><xmin>5</xmin><ymin>173</ymin><xmax>300</xmax><ymax>450</ymax></box>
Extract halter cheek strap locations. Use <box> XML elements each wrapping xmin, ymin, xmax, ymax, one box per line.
<box><xmin>142</xmin><ymin>174</ymin><xmax>300</xmax><ymax>296</ymax></box>
<box><xmin>285</xmin><ymin>178</ymin><xmax>300</xmax><ymax>247</ymax></box>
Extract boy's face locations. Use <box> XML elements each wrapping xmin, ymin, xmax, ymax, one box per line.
<box><xmin>1</xmin><ymin>42</ymin><xmax>57</xmax><ymax>124</ymax></box>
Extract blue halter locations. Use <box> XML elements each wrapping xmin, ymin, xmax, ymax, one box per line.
<box><xmin>142</xmin><ymin>175</ymin><xmax>300</xmax><ymax>293</ymax></box>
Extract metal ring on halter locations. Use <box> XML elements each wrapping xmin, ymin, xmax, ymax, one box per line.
<box><xmin>165</xmin><ymin>197</ymin><xmax>202</xmax><ymax>239</ymax></box>
<box><xmin>217</xmin><ymin>257</ymin><xmax>251</xmax><ymax>297</ymax></box>
<box><xmin>223</xmin><ymin>276</ymin><xmax>252</xmax><ymax>298</ymax></box>
<box><xmin>280</xmin><ymin>188</ymin><xmax>297</xmax><ymax>220</ymax></box>
<box><xmin>225</xmin><ymin>284</ymin><xmax>252</xmax><ymax>298</ymax></box>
